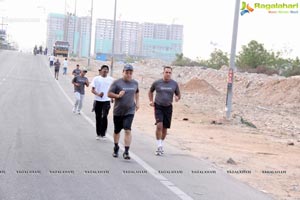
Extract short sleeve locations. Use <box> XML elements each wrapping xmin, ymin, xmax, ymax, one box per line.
<box><xmin>108</xmin><ymin>80</ymin><xmax>117</xmax><ymax>93</ymax></box>
<box><xmin>150</xmin><ymin>81</ymin><xmax>156</xmax><ymax>92</ymax></box>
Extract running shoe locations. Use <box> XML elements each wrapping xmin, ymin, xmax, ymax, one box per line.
<box><xmin>123</xmin><ymin>152</ymin><xmax>131</xmax><ymax>160</ymax></box>
<box><xmin>156</xmin><ymin>146</ymin><xmax>163</xmax><ymax>156</ymax></box>
<box><xmin>112</xmin><ymin>146</ymin><xmax>119</xmax><ymax>158</ymax></box>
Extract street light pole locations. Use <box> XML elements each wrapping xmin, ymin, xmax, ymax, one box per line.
<box><xmin>87</xmin><ymin>0</ymin><xmax>93</xmax><ymax>67</ymax></box>
<box><xmin>110</xmin><ymin>0</ymin><xmax>117</xmax><ymax>76</ymax></box>
<box><xmin>225</xmin><ymin>0</ymin><xmax>240</xmax><ymax>119</ymax></box>
<box><xmin>72</xmin><ymin>0</ymin><xmax>77</xmax><ymax>56</ymax></box>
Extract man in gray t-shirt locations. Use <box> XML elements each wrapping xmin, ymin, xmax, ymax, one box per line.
<box><xmin>72</xmin><ymin>70</ymin><xmax>89</xmax><ymax>114</ymax></box>
<box><xmin>72</xmin><ymin>64</ymin><xmax>81</xmax><ymax>77</ymax></box>
<box><xmin>108</xmin><ymin>64</ymin><xmax>139</xmax><ymax>160</ymax></box>
<box><xmin>148</xmin><ymin>66</ymin><xmax>181</xmax><ymax>156</ymax></box>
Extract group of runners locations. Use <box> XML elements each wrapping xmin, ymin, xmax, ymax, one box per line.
<box><xmin>49</xmin><ymin>55</ymin><xmax>68</xmax><ymax>80</ymax></box>
<box><xmin>51</xmin><ymin>58</ymin><xmax>181</xmax><ymax>160</ymax></box>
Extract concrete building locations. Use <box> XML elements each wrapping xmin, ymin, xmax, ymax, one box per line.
<box><xmin>46</xmin><ymin>13</ymin><xmax>90</xmax><ymax>57</ymax></box>
<box><xmin>94</xmin><ymin>19</ymin><xmax>113</xmax><ymax>55</ymax></box>
<box><xmin>94</xmin><ymin>19</ymin><xmax>183</xmax><ymax>61</ymax></box>
<box><xmin>77</xmin><ymin>16</ymin><xmax>91</xmax><ymax>57</ymax></box>
<box><xmin>46</xmin><ymin>13</ymin><xmax>65</xmax><ymax>55</ymax></box>
<box><xmin>140</xmin><ymin>23</ymin><xmax>183</xmax><ymax>61</ymax></box>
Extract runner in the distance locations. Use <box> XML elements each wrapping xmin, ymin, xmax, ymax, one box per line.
<box><xmin>72</xmin><ymin>69</ymin><xmax>89</xmax><ymax>114</ymax></box>
<box><xmin>148</xmin><ymin>66</ymin><xmax>181</xmax><ymax>156</ymax></box>
<box><xmin>72</xmin><ymin>64</ymin><xmax>81</xmax><ymax>77</ymax></box>
<box><xmin>108</xmin><ymin>64</ymin><xmax>139</xmax><ymax>160</ymax></box>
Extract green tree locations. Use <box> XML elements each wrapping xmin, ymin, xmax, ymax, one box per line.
<box><xmin>207</xmin><ymin>49</ymin><xmax>229</xmax><ymax>69</ymax></box>
<box><xmin>236</xmin><ymin>40</ymin><xmax>270</xmax><ymax>69</ymax></box>
<box><xmin>172</xmin><ymin>53</ymin><xmax>193</xmax><ymax>66</ymax></box>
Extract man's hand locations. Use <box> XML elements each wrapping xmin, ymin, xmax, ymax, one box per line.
<box><xmin>175</xmin><ymin>96</ymin><xmax>180</xmax><ymax>102</ymax></box>
<box><xmin>98</xmin><ymin>92</ymin><xmax>104</xmax><ymax>97</ymax></box>
<box><xmin>118</xmin><ymin>90</ymin><xmax>125</xmax><ymax>98</ymax></box>
<box><xmin>136</xmin><ymin>102</ymin><xmax>140</xmax><ymax>111</ymax></box>
<box><xmin>149</xmin><ymin>101</ymin><xmax>154</xmax><ymax>107</ymax></box>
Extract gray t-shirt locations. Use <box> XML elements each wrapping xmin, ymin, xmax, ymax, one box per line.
<box><xmin>72</xmin><ymin>68</ymin><xmax>81</xmax><ymax>76</ymax></box>
<box><xmin>72</xmin><ymin>76</ymin><xmax>88</xmax><ymax>94</ymax></box>
<box><xmin>150</xmin><ymin>79</ymin><xmax>180</xmax><ymax>106</ymax></box>
<box><xmin>54</xmin><ymin>61</ymin><xmax>60</xmax><ymax>70</ymax></box>
<box><xmin>109</xmin><ymin>78</ymin><xmax>139</xmax><ymax>116</ymax></box>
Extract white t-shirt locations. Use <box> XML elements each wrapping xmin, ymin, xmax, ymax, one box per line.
<box><xmin>49</xmin><ymin>55</ymin><xmax>55</xmax><ymax>61</ymax></box>
<box><xmin>63</xmin><ymin>60</ymin><xmax>68</xmax><ymax>68</ymax></box>
<box><xmin>91</xmin><ymin>75</ymin><xmax>114</xmax><ymax>102</ymax></box>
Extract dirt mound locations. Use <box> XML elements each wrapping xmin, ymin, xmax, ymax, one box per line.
<box><xmin>248</xmin><ymin>76</ymin><xmax>300</xmax><ymax>105</ymax></box>
<box><xmin>182</xmin><ymin>78</ymin><xmax>220</xmax><ymax>95</ymax></box>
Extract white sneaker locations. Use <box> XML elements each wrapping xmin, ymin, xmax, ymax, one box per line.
<box><xmin>96</xmin><ymin>136</ymin><xmax>100</xmax><ymax>140</ymax></box>
<box><xmin>156</xmin><ymin>146</ymin><xmax>163</xmax><ymax>156</ymax></box>
<box><xmin>160</xmin><ymin>146</ymin><xmax>164</xmax><ymax>154</ymax></box>
<box><xmin>72</xmin><ymin>107</ymin><xmax>76</xmax><ymax>113</ymax></box>
<box><xmin>100</xmin><ymin>136</ymin><xmax>107</xmax><ymax>140</ymax></box>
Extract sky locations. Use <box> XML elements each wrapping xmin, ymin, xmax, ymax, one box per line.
<box><xmin>0</xmin><ymin>0</ymin><xmax>299</xmax><ymax>59</ymax></box>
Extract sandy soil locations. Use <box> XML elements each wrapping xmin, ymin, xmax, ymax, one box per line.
<box><xmin>67</xmin><ymin>57</ymin><xmax>300</xmax><ymax>200</ymax></box>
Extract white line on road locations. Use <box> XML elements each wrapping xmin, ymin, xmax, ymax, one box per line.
<box><xmin>45</xmin><ymin>59</ymin><xmax>194</xmax><ymax>200</ymax></box>
<box><xmin>0</xmin><ymin>62</ymin><xmax>18</xmax><ymax>84</ymax></box>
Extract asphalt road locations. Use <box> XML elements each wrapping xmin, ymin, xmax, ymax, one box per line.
<box><xmin>0</xmin><ymin>50</ymin><xmax>273</xmax><ymax>200</ymax></box>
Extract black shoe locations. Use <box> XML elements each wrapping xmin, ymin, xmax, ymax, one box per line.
<box><xmin>112</xmin><ymin>146</ymin><xmax>119</xmax><ymax>158</ymax></box>
<box><xmin>123</xmin><ymin>152</ymin><xmax>130</xmax><ymax>160</ymax></box>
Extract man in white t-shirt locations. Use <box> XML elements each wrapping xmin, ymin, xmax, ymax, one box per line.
<box><xmin>63</xmin><ymin>58</ymin><xmax>68</xmax><ymax>75</ymax></box>
<box><xmin>49</xmin><ymin>55</ymin><xmax>55</xmax><ymax>67</ymax></box>
<box><xmin>91</xmin><ymin>65</ymin><xmax>114</xmax><ymax>140</ymax></box>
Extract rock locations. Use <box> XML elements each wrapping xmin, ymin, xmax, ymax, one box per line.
<box><xmin>227</xmin><ymin>158</ymin><xmax>237</xmax><ymax>165</ymax></box>
<box><xmin>287</xmin><ymin>142</ymin><xmax>294</xmax><ymax>146</ymax></box>
<box><xmin>182</xmin><ymin>118</ymin><xmax>189</xmax><ymax>121</ymax></box>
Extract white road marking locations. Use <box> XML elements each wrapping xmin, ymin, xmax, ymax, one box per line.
<box><xmin>0</xmin><ymin>62</ymin><xmax>18</xmax><ymax>84</ymax></box>
<box><xmin>45</xmin><ymin>59</ymin><xmax>193</xmax><ymax>200</ymax></box>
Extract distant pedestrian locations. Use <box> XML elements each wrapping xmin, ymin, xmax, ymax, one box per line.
<box><xmin>39</xmin><ymin>45</ymin><xmax>43</xmax><ymax>55</ymax></box>
<box><xmin>54</xmin><ymin>59</ymin><xmax>61</xmax><ymax>80</ymax></box>
<box><xmin>63</xmin><ymin>58</ymin><xmax>68</xmax><ymax>75</ymax></box>
<box><xmin>72</xmin><ymin>69</ymin><xmax>89</xmax><ymax>114</ymax></box>
<box><xmin>91</xmin><ymin>65</ymin><xmax>114</xmax><ymax>140</ymax></box>
<box><xmin>49</xmin><ymin>54</ymin><xmax>55</xmax><ymax>67</ymax></box>
<box><xmin>148</xmin><ymin>66</ymin><xmax>181</xmax><ymax>156</ymax></box>
<box><xmin>72</xmin><ymin>64</ymin><xmax>81</xmax><ymax>77</ymax></box>
<box><xmin>108</xmin><ymin>64</ymin><xmax>139</xmax><ymax>160</ymax></box>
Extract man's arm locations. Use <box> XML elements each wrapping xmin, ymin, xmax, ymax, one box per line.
<box><xmin>108</xmin><ymin>82</ymin><xmax>125</xmax><ymax>99</ymax></box>
<box><xmin>174</xmin><ymin>83</ymin><xmax>181</xmax><ymax>102</ymax></box>
<box><xmin>91</xmin><ymin>87</ymin><xmax>103</xmax><ymax>97</ymax></box>
<box><xmin>148</xmin><ymin>82</ymin><xmax>155</xmax><ymax>106</ymax></box>
<box><xmin>135</xmin><ymin>92</ymin><xmax>140</xmax><ymax>111</ymax></box>
<box><xmin>148</xmin><ymin>90</ymin><xmax>154</xmax><ymax>106</ymax></box>
<box><xmin>85</xmin><ymin>79</ymin><xmax>89</xmax><ymax>87</ymax></box>
<box><xmin>108</xmin><ymin>91</ymin><xmax>124</xmax><ymax>99</ymax></box>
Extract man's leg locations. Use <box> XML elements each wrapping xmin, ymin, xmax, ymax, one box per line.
<box><xmin>112</xmin><ymin>116</ymin><xmax>122</xmax><ymax>157</ymax></box>
<box><xmin>123</xmin><ymin>115</ymin><xmax>134</xmax><ymax>160</ymax></box>
<box><xmin>154</xmin><ymin>104</ymin><xmax>164</xmax><ymax>155</ymax></box>
<box><xmin>73</xmin><ymin>92</ymin><xmax>80</xmax><ymax>113</ymax></box>
<box><xmin>156</xmin><ymin>122</ymin><xmax>163</xmax><ymax>147</ymax></box>
<box><xmin>99</xmin><ymin>102</ymin><xmax>110</xmax><ymax>137</ymax></box>
<box><xmin>160</xmin><ymin>105</ymin><xmax>172</xmax><ymax>154</ymax></box>
<box><xmin>77</xmin><ymin>94</ymin><xmax>84</xmax><ymax>113</ymax></box>
<box><xmin>94</xmin><ymin>101</ymin><xmax>101</xmax><ymax>138</ymax></box>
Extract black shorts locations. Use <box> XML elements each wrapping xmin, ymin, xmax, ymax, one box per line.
<box><xmin>154</xmin><ymin>103</ymin><xmax>173</xmax><ymax>129</ymax></box>
<box><xmin>113</xmin><ymin>114</ymin><xmax>134</xmax><ymax>133</ymax></box>
<box><xmin>50</xmin><ymin>61</ymin><xmax>54</xmax><ymax>66</ymax></box>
